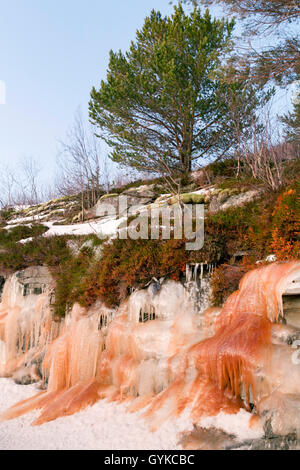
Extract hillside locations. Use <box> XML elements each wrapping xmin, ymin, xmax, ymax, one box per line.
<box><xmin>0</xmin><ymin>164</ymin><xmax>298</xmax><ymax>315</ymax></box>
<box><xmin>0</xmin><ymin>165</ymin><xmax>299</xmax><ymax>450</ymax></box>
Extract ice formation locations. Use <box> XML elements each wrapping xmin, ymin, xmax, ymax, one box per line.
<box><xmin>0</xmin><ymin>272</ymin><xmax>61</xmax><ymax>379</ymax></box>
<box><xmin>1</xmin><ymin>261</ymin><xmax>300</xmax><ymax>441</ymax></box>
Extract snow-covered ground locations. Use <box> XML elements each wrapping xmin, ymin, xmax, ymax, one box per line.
<box><xmin>0</xmin><ymin>379</ymin><xmax>192</xmax><ymax>450</ymax></box>
<box><xmin>199</xmin><ymin>411</ymin><xmax>263</xmax><ymax>442</ymax></box>
<box><xmin>43</xmin><ymin>217</ymin><xmax>126</xmax><ymax>238</ymax></box>
<box><xmin>5</xmin><ymin>217</ymin><xmax>126</xmax><ymax>243</ymax></box>
<box><xmin>7</xmin><ymin>217</ymin><xmax>128</xmax><ymax>244</ymax></box>
<box><xmin>0</xmin><ymin>379</ymin><xmax>263</xmax><ymax>450</ymax></box>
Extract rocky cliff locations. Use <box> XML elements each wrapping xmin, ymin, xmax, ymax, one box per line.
<box><xmin>0</xmin><ymin>175</ymin><xmax>299</xmax><ymax>450</ymax></box>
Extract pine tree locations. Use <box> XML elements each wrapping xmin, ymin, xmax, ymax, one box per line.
<box><xmin>89</xmin><ymin>5</ymin><xmax>267</xmax><ymax>175</ymax></box>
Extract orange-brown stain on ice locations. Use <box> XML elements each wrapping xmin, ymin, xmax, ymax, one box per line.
<box><xmin>1</xmin><ymin>261</ymin><xmax>300</xmax><ymax>427</ymax></box>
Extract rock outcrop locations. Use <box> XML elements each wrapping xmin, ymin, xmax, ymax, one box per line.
<box><xmin>16</xmin><ymin>266</ymin><xmax>53</xmax><ymax>297</ymax></box>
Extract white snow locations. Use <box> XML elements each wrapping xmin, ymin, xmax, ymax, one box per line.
<box><xmin>266</xmin><ymin>254</ymin><xmax>277</xmax><ymax>263</ymax></box>
<box><xmin>0</xmin><ymin>378</ymin><xmax>264</xmax><ymax>450</ymax></box>
<box><xmin>43</xmin><ymin>217</ymin><xmax>126</xmax><ymax>239</ymax></box>
<box><xmin>19</xmin><ymin>237</ymin><xmax>34</xmax><ymax>244</ymax></box>
<box><xmin>0</xmin><ymin>379</ymin><xmax>192</xmax><ymax>450</ymax></box>
<box><xmin>0</xmin><ymin>379</ymin><xmax>264</xmax><ymax>450</ymax></box>
<box><xmin>198</xmin><ymin>410</ymin><xmax>264</xmax><ymax>441</ymax></box>
<box><xmin>8</xmin><ymin>216</ymin><xmax>127</xmax><ymax>245</ymax></box>
<box><xmin>13</xmin><ymin>205</ymin><xmax>31</xmax><ymax>211</ymax></box>
<box><xmin>6</xmin><ymin>215</ymin><xmax>47</xmax><ymax>226</ymax></box>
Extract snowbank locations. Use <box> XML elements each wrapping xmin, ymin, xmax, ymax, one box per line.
<box><xmin>199</xmin><ymin>410</ymin><xmax>264</xmax><ymax>441</ymax></box>
<box><xmin>0</xmin><ymin>379</ymin><xmax>192</xmax><ymax>450</ymax></box>
<box><xmin>0</xmin><ymin>379</ymin><xmax>264</xmax><ymax>450</ymax></box>
<box><xmin>43</xmin><ymin>217</ymin><xmax>126</xmax><ymax>238</ymax></box>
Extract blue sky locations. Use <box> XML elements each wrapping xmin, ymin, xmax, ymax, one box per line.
<box><xmin>0</xmin><ymin>0</ymin><xmax>177</xmax><ymax>180</ymax></box>
<box><xmin>0</xmin><ymin>0</ymin><xmax>294</xmax><ymax>184</ymax></box>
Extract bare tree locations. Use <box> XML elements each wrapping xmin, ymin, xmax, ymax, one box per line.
<box><xmin>0</xmin><ymin>165</ymin><xmax>18</xmax><ymax>208</ymax></box>
<box><xmin>18</xmin><ymin>157</ymin><xmax>41</xmax><ymax>205</ymax></box>
<box><xmin>184</xmin><ymin>0</ymin><xmax>300</xmax><ymax>84</ymax></box>
<box><xmin>102</xmin><ymin>154</ymin><xmax>112</xmax><ymax>194</ymax></box>
<box><xmin>39</xmin><ymin>183</ymin><xmax>60</xmax><ymax>204</ymax></box>
<box><xmin>0</xmin><ymin>157</ymin><xmax>46</xmax><ymax>209</ymax></box>
<box><xmin>57</xmin><ymin>109</ymin><xmax>115</xmax><ymax>219</ymax></box>
<box><xmin>238</xmin><ymin>111</ymin><xmax>295</xmax><ymax>190</ymax></box>
<box><xmin>184</xmin><ymin>1</ymin><xmax>300</xmax><ymax>29</ymax></box>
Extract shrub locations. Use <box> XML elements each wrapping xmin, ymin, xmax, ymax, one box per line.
<box><xmin>0</xmin><ymin>208</ymin><xmax>15</xmax><ymax>223</ymax></box>
<box><xmin>0</xmin><ymin>178</ymin><xmax>298</xmax><ymax>315</ymax></box>
<box><xmin>207</xmin><ymin>158</ymin><xmax>239</xmax><ymax>178</ymax></box>
<box><xmin>69</xmin><ymin>180</ymin><xmax>300</xmax><ymax>309</ymax></box>
<box><xmin>0</xmin><ymin>224</ymin><xmax>48</xmax><ymax>247</ymax></box>
<box><xmin>52</xmin><ymin>247</ymin><xmax>96</xmax><ymax>317</ymax></box>
<box><xmin>0</xmin><ymin>235</ymin><xmax>71</xmax><ymax>272</ymax></box>
<box><xmin>269</xmin><ymin>187</ymin><xmax>300</xmax><ymax>260</ymax></box>
<box><xmin>78</xmin><ymin>237</ymin><xmax>190</xmax><ymax>308</ymax></box>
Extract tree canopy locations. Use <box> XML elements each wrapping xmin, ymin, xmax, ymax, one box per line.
<box><xmin>89</xmin><ymin>5</ymin><xmax>267</xmax><ymax>176</ymax></box>
<box><xmin>183</xmin><ymin>1</ymin><xmax>300</xmax><ymax>84</ymax></box>
<box><xmin>282</xmin><ymin>80</ymin><xmax>300</xmax><ymax>145</ymax></box>
<box><xmin>184</xmin><ymin>1</ymin><xmax>300</xmax><ymax>27</ymax></box>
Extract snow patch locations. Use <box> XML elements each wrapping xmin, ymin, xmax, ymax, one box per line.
<box><xmin>0</xmin><ymin>378</ymin><xmax>191</xmax><ymax>450</ymax></box>
<box><xmin>43</xmin><ymin>217</ymin><xmax>126</xmax><ymax>238</ymax></box>
<box><xmin>198</xmin><ymin>410</ymin><xmax>264</xmax><ymax>441</ymax></box>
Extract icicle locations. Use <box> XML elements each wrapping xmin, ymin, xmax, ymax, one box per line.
<box><xmin>2</xmin><ymin>261</ymin><xmax>300</xmax><ymax>435</ymax></box>
<box><xmin>0</xmin><ymin>272</ymin><xmax>62</xmax><ymax>378</ymax></box>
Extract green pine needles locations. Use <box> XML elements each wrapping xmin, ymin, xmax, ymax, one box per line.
<box><xmin>89</xmin><ymin>5</ymin><xmax>267</xmax><ymax>176</ymax></box>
